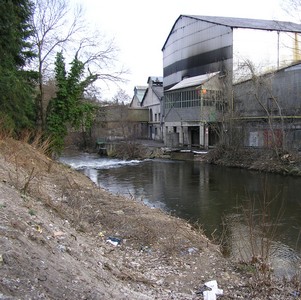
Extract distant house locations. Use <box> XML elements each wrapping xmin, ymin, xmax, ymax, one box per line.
<box><xmin>162</xmin><ymin>15</ymin><xmax>301</xmax><ymax>148</ymax></box>
<box><xmin>140</xmin><ymin>76</ymin><xmax>163</xmax><ymax>141</ymax></box>
<box><xmin>130</xmin><ymin>86</ymin><xmax>147</xmax><ymax>108</ymax></box>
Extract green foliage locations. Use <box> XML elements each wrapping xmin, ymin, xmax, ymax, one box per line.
<box><xmin>0</xmin><ymin>0</ymin><xmax>35</xmax><ymax>68</ymax></box>
<box><xmin>46</xmin><ymin>51</ymin><xmax>98</xmax><ymax>154</ymax></box>
<box><xmin>46</xmin><ymin>52</ymin><xmax>69</xmax><ymax>152</ymax></box>
<box><xmin>0</xmin><ymin>0</ymin><xmax>37</xmax><ymax>135</ymax></box>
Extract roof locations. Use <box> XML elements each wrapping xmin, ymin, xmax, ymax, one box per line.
<box><xmin>162</xmin><ymin>15</ymin><xmax>301</xmax><ymax>50</ymax></box>
<box><xmin>135</xmin><ymin>86</ymin><xmax>147</xmax><ymax>90</ymax></box>
<box><xmin>166</xmin><ymin>72</ymin><xmax>220</xmax><ymax>91</ymax></box>
<box><xmin>188</xmin><ymin>15</ymin><xmax>301</xmax><ymax>32</ymax></box>
<box><xmin>134</xmin><ymin>86</ymin><xmax>147</xmax><ymax>102</ymax></box>
<box><xmin>141</xmin><ymin>79</ymin><xmax>164</xmax><ymax>106</ymax></box>
<box><xmin>141</xmin><ymin>85</ymin><xmax>164</xmax><ymax>106</ymax></box>
<box><xmin>234</xmin><ymin>62</ymin><xmax>301</xmax><ymax>86</ymax></box>
<box><xmin>148</xmin><ymin>76</ymin><xmax>163</xmax><ymax>84</ymax></box>
<box><xmin>152</xmin><ymin>85</ymin><xmax>164</xmax><ymax>99</ymax></box>
<box><xmin>140</xmin><ymin>76</ymin><xmax>164</xmax><ymax>106</ymax></box>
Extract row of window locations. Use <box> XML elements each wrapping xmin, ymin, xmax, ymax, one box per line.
<box><xmin>164</xmin><ymin>89</ymin><xmax>225</xmax><ymax>110</ymax></box>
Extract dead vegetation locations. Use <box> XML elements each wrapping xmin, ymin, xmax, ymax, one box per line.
<box><xmin>0</xmin><ymin>135</ymin><xmax>300</xmax><ymax>299</ymax></box>
<box><xmin>206</xmin><ymin>145</ymin><xmax>301</xmax><ymax>176</ymax></box>
<box><xmin>107</xmin><ymin>140</ymin><xmax>148</xmax><ymax>160</ymax></box>
<box><xmin>0</xmin><ymin>136</ymin><xmax>224</xmax><ymax>299</ymax></box>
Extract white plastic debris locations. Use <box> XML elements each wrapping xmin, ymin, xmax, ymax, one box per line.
<box><xmin>203</xmin><ymin>280</ymin><xmax>223</xmax><ymax>300</ymax></box>
<box><xmin>106</xmin><ymin>236</ymin><xmax>122</xmax><ymax>246</ymax></box>
<box><xmin>187</xmin><ymin>247</ymin><xmax>198</xmax><ymax>254</ymax></box>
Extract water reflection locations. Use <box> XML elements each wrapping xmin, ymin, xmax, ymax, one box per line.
<box><xmin>222</xmin><ymin>215</ymin><xmax>300</xmax><ymax>279</ymax></box>
<box><xmin>60</xmin><ymin>154</ymin><xmax>301</xmax><ymax>278</ymax></box>
<box><xmin>94</xmin><ymin>159</ymin><xmax>301</xmax><ymax>250</ymax></box>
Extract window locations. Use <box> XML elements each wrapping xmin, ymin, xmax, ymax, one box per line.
<box><xmin>164</xmin><ymin>89</ymin><xmax>201</xmax><ymax>109</ymax></box>
<box><xmin>164</xmin><ymin>88</ymin><xmax>224</xmax><ymax>109</ymax></box>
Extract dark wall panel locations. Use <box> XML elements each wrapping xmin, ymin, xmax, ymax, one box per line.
<box><xmin>163</xmin><ymin>16</ymin><xmax>233</xmax><ymax>89</ymax></box>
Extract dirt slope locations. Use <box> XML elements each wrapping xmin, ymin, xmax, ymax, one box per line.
<box><xmin>0</xmin><ymin>138</ymin><xmax>298</xmax><ymax>299</ymax></box>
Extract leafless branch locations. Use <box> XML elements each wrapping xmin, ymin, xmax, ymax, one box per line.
<box><xmin>30</xmin><ymin>0</ymin><xmax>127</xmax><ymax>128</ymax></box>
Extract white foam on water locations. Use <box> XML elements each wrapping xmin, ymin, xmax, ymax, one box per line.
<box><xmin>59</xmin><ymin>153</ymin><xmax>141</xmax><ymax>170</ymax></box>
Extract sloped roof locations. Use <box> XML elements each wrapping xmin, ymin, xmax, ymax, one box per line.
<box><xmin>166</xmin><ymin>72</ymin><xmax>220</xmax><ymax>91</ymax></box>
<box><xmin>134</xmin><ymin>86</ymin><xmax>147</xmax><ymax>102</ymax></box>
<box><xmin>141</xmin><ymin>77</ymin><xmax>164</xmax><ymax>106</ymax></box>
<box><xmin>140</xmin><ymin>76</ymin><xmax>164</xmax><ymax>106</ymax></box>
<box><xmin>189</xmin><ymin>15</ymin><xmax>301</xmax><ymax>32</ymax></box>
<box><xmin>162</xmin><ymin>15</ymin><xmax>301</xmax><ymax>50</ymax></box>
<box><xmin>152</xmin><ymin>85</ymin><xmax>164</xmax><ymax>99</ymax></box>
<box><xmin>234</xmin><ymin>62</ymin><xmax>301</xmax><ymax>86</ymax></box>
<box><xmin>141</xmin><ymin>85</ymin><xmax>164</xmax><ymax>106</ymax></box>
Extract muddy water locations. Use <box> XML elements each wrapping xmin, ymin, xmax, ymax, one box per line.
<box><xmin>59</xmin><ymin>153</ymin><xmax>301</xmax><ymax>278</ymax></box>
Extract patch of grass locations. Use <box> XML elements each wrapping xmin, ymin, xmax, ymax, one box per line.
<box><xmin>224</xmin><ymin>176</ymin><xmax>286</xmax><ymax>287</ymax></box>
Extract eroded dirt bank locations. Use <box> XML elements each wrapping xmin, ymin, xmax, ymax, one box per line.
<box><xmin>0</xmin><ymin>138</ymin><xmax>300</xmax><ymax>299</ymax></box>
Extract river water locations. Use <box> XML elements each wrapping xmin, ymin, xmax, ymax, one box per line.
<box><xmin>59</xmin><ymin>152</ymin><xmax>301</xmax><ymax>279</ymax></box>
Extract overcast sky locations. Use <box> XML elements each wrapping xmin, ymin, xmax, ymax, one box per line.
<box><xmin>78</xmin><ymin>0</ymin><xmax>293</xmax><ymax>100</ymax></box>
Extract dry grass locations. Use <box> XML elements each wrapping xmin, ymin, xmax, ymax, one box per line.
<box><xmin>108</xmin><ymin>140</ymin><xmax>148</xmax><ymax>160</ymax></box>
<box><xmin>222</xmin><ymin>177</ymin><xmax>288</xmax><ymax>287</ymax></box>
<box><xmin>0</xmin><ymin>133</ymin><xmax>210</xmax><ymax>260</ymax></box>
<box><xmin>2</xmin><ymin>135</ymin><xmax>301</xmax><ymax>299</ymax></box>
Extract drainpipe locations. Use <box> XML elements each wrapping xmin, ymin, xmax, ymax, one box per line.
<box><xmin>277</xmin><ymin>31</ymin><xmax>280</xmax><ymax>69</ymax></box>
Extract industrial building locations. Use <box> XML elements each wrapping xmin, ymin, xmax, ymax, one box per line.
<box><xmin>162</xmin><ymin>15</ymin><xmax>301</xmax><ymax>148</ymax></box>
<box><xmin>234</xmin><ymin>62</ymin><xmax>301</xmax><ymax>150</ymax></box>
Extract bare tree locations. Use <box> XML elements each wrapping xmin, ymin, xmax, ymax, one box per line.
<box><xmin>281</xmin><ymin>0</ymin><xmax>301</xmax><ymax>21</ymax></box>
<box><xmin>73</xmin><ymin>34</ymin><xmax>128</xmax><ymax>100</ymax></box>
<box><xmin>278</xmin><ymin>0</ymin><xmax>301</xmax><ymax>65</ymax></box>
<box><xmin>112</xmin><ymin>89</ymin><xmax>131</xmax><ymax>104</ymax></box>
<box><xmin>235</xmin><ymin>59</ymin><xmax>285</xmax><ymax>154</ymax></box>
<box><xmin>30</xmin><ymin>0</ymin><xmax>83</xmax><ymax>129</ymax></box>
<box><xmin>30</xmin><ymin>0</ymin><xmax>127</xmax><ymax>130</ymax></box>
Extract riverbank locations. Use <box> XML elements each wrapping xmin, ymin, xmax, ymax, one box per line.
<box><xmin>205</xmin><ymin>146</ymin><xmax>301</xmax><ymax>176</ymax></box>
<box><xmin>0</xmin><ymin>138</ymin><xmax>300</xmax><ymax>299</ymax></box>
<box><xmin>134</xmin><ymin>140</ymin><xmax>301</xmax><ymax>177</ymax></box>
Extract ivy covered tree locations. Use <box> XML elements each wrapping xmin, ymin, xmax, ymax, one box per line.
<box><xmin>30</xmin><ymin>0</ymin><xmax>127</xmax><ymax>131</ymax></box>
<box><xmin>46</xmin><ymin>51</ymin><xmax>98</xmax><ymax>154</ymax></box>
<box><xmin>0</xmin><ymin>0</ymin><xmax>37</xmax><ymax>134</ymax></box>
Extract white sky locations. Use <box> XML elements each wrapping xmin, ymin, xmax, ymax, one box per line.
<box><xmin>77</xmin><ymin>0</ymin><xmax>294</xmax><ymax>100</ymax></box>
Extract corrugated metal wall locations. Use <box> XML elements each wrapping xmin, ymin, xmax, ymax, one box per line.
<box><xmin>163</xmin><ymin>16</ymin><xmax>233</xmax><ymax>90</ymax></box>
<box><xmin>233</xmin><ymin>63</ymin><xmax>301</xmax><ymax>149</ymax></box>
<box><xmin>234</xmin><ymin>64</ymin><xmax>301</xmax><ymax>117</ymax></box>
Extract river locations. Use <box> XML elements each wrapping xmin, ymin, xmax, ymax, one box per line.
<box><xmin>59</xmin><ymin>152</ymin><xmax>301</xmax><ymax>279</ymax></box>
